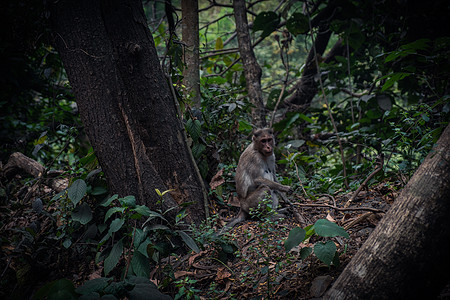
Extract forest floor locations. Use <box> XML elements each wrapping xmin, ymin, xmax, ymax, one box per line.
<box><xmin>1</xmin><ymin>165</ymin><xmax>449</xmax><ymax>299</ymax></box>
<box><xmin>173</xmin><ymin>184</ymin><xmax>394</xmax><ymax>299</ymax></box>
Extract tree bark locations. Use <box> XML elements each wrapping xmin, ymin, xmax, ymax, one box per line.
<box><xmin>324</xmin><ymin>123</ymin><xmax>450</xmax><ymax>299</ymax></box>
<box><xmin>181</xmin><ymin>0</ymin><xmax>201</xmax><ymax>108</ymax></box>
<box><xmin>50</xmin><ymin>0</ymin><xmax>206</xmax><ymax>224</ymax></box>
<box><xmin>233</xmin><ymin>0</ymin><xmax>266</xmax><ymax>128</ymax></box>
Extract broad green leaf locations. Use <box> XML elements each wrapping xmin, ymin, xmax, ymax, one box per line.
<box><xmin>314</xmin><ymin>219</ymin><xmax>349</xmax><ymax>238</ymax></box>
<box><xmin>101</xmin><ymin>194</ymin><xmax>118</xmax><ymax>207</ymax></box>
<box><xmin>133</xmin><ymin>205</ymin><xmax>151</xmax><ymax>217</ymax></box>
<box><xmin>177</xmin><ymin>230</ymin><xmax>200</xmax><ymax>253</ymax></box>
<box><xmin>71</xmin><ymin>202</ymin><xmax>93</xmax><ymax>225</ymax></box>
<box><xmin>314</xmin><ymin>240</ymin><xmax>336</xmax><ymax>266</ymax></box>
<box><xmin>381</xmin><ymin>72</ymin><xmax>411</xmax><ymax>91</ymax></box>
<box><xmin>137</xmin><ymin>238</ymin><xmax>152</xmax><ymax>258</ymax></box>
<box><xmin>104</xmin><ymin>239</ymin><xmax>123</xmax><ymax>276</ymax></box>
<box><xmin>192</xmin><ymin>143</ymin><xmax>206</xmax><ymax>159</ymax></box>
<box><xmin>133</xmin><ymin>228</ymin><xmax>145</xmax><ymax>248</ymax></box>
<box><xmin>304</xmin><ymin>224</ymin><xmax>315</xmax><ymax>240</ymax></box>
<box><xmin>298</xmin><ymin>114</ymin><xmax>314</xmax><ymax>123</ymax></box>
<box><xmin>119</xmin><ymin>195</ymin><xmax>136</xmax><ymax>208</ymax></box>
<box><xmin>68</xmin><ymin>179</ymin><xmax>87</xmax><ymax>205</ymax></box>
<box><xmin>109</xmin><ymin>218</ymin><xmax>125</xmax><ymax>233</ymax></box>
<box><xmin>131</xmin><ymin>251</ymin><xmax>150</xmax><ymax>278</ymax></box>
<box><xmin>185</xmin><ymin>119</ymin><xmax>201</xmax><ymax>141</ymax></box>
<box><xmin>76</xmin><ymin>277</ymin><xmax>110</xmax><ymax>295</ymax></box>
<box><xmin>90</xmin><ymin>186</ymin><xmax>107</xmax><ymax>196</ymax></box>
<box><xmin>300</xmin><ymin>246</ymin><xmax>312</xmax><ymax>260</ymax></box>
<box><xmin>101</xmin><ymin>217</ymin><xmax>125</xmax><ymax>244</ymax></box>
<box><xmin>127</xmin><ymin>279</ymin><xmax>171</xmax><ymax>300</ymax></box>
<box><xmin>377</xmin><ymin>94</ymin><xmax>392</xmax><ymax>111</ymax></box>
<box><xmin>105</xmin><ymin>207</ymin><xmax>126</xmax><ymax>222</ymax></box>
<box><xmin>253</xmin><ymin>11</ymin><xmax>280</xmax><ymax>38</ymax></box>
<box><xmin>286</xmin><ymin>12</ymin><xmax>309</xmax><ymax>36</ymax></box>
<box><xmin>284</xmin><ymin>227</ymin><xmax>306</xmax><ymax>252</ymax></box>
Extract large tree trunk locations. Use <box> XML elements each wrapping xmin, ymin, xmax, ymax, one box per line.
<box><xmin>50</xmin><ymin>0</ymin><xmax>207</xmax><ymax>224</ymax></box>
<box><xmin>324</xmin><ymin>123</ymin><xmax>450</xmax><ymax>299</ymax></box>
<box><xmin>233</xmin><ymin>0</ymin><xmax>266</xmax><ymax>128</ymax></box>
<box><xmin>181</xmin><ymin>0</ymin><xmax>201</xmax><ymax>108</ymax></box>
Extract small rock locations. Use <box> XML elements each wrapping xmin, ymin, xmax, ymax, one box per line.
<box><xmin>310</xmin><ymin>275</ymin><xmax>333</xmax><ymax>297</ymax></box>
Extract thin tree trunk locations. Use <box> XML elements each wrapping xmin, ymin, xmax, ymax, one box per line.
<box><xmin>325</xmin><ymin>123</ymin><xmax>450</xmax><ymax>299</ymax></box>
<box><xmin>50</xmin><ymin>0</ymin><xmax>207</xmax><ymax>224</ymax></box>
<box><xmin>233</xmin><ymin>0</ymin><xmax>266</xmax><ymax>128</ymax></box>
<box><xmin>181</xmin><ymin>0</ymin><xmax>201</xmax><ymax>107</ymax></box>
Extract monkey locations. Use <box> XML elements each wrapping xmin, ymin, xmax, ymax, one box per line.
<box><xmin>221</xmin><ymin>128</ymin><xmax>291</xmax><ymax>232</ymax></box>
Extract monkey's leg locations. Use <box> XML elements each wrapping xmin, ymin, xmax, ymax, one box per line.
<box><xmin>219</xmin><ymin>209</ymin><xmax>248</xmax><ymax>234</ymax></box>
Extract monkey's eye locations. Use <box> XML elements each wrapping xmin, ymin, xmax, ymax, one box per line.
<box><xmin>261</xmin><ymin>138</ymin><xmax>272</xmax><ymax>144</ymax></box>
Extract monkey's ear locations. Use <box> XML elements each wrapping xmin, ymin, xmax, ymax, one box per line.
<box><xmin>253</xmin><ymin>128</ymin><xmax>262</xmax><ymax>138</ymax></box>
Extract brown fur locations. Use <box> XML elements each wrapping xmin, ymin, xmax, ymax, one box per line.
<box><xmin>221</xmin><ymin>128</ymin><xmax>290</xmax><ymax>232</ymax></box>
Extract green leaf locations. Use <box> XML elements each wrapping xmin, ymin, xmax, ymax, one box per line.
<box><xmin>381</xmin><ymin>72</ymin><xmax>411</xmax><ymax>91</ymax></box>
<box><xmin>131</xmin><ymin>252</ymin><xmax>150</xmax><ymax>278</ymax></box>
<box><xmin>101</xmin><ymin>194</ymin><xmax>118</xmax><ymax>207</ymax></box>
<box><xmin>76</xmin><ymin>277</ymin><xmax>111</xmax><ymax>295</ymax></box>
<box><xmin>109</xmin><ymin>218</ymin><xmax>125</xmax><ymax>233</ymax></box>
<box><xmin>127</xmin><ymin>279</ymin><xmax>171</xmax><ymax>300</ymax></box>
<box><xmin>177</xmin><ymin>230</ymin><xmax>200</xmax><ymax>253</ymax></box>
<box><xmin>68</xmin><ymin>179</ymin><xmax>87</xmax><ymax>205</ymax></box>
<box><xmin>238</xmin><ymin>120</ymin><xmax>253</xmax><ymax>133</ymax></box>
<box><xmin>105</xmin><ymin>207</ymin><xmax>126</xmax><ymax>222</ymax></box>
<box><xmin>185</xmin><ymin>119</ymin><xmax>201</xmax><ymax>141</ymax></box>
<box><xmin>34</xmin><ymin>279</ymin><xmax>76</xmax><ymax>300</ymax></box>
<box><xmin>104</xmin><ymin>239</ymin><xmax>123</xmax><ymax>276</ymax></box>
<box><xmin>377</xmin><ymin>94</ymin><xmax>392</xmax><ymax>111</ymax></box>
<box><xmin>314</xmin><ymin>219</ymin><xmax>349</xmax><ymax>238</ymax></box>
<box><xmin>71</xmin><ymin>202</ymin><xmax>93</xmax><ymax>225</ymax></box>
<box><xmin>155</xmin><ymin>189</ymin><xmax>172</xmax><ymax>197</ymax></box>
<box><xmin>300</xmin><ymin>247</ymin><xmax>312</xmax><ymax>260</ymax></box>
<box><xmin>137</xmin><ymin>238</ymin><xmax>152</xmax><ymax>258</ymax></box>
<box><xmin>215</xmin><ymin>37</ymin><xmax>224</xmax><ymax>50</ymax></box>
<box><xmin>192</xmin><ymin>143</ymin><xmax>206</xmax><ymax>159</ymax></box>
<box><xmin>90</xmin><ymin>186</ymin><xmax>108</xmax><ymax>196</ymax></box>
<box><xmin>286</xmin><ymin>12</ymin><xmax>309</xmax><ymax>36</ymax></box>
<box><xmin>253</xmin><ymin>11</ymin><xmax>280</xmax><ymax>38</ymax></box>
<box><xmin>284</xmin><ymin>227</ymin><xmax>306</xmax><ymax>252</ymax></box>
<box><xmin>119</xmin><ymin>195</ymin><xmax>136</xmax><ymax>208</ymax></box>
<box><xmin>133</xmin><ymin>205</ymin><xmax>151</xmax><ymax>217</ymax></box>
<box><xmin>148</xmin><ymin>224</ymin><xmax>170</xmax><ymax>231</ymax></box>
<box><xmin>314</xmin><ymin>240</ymin><xmax>336</xmax><ymax>266</ymax></box>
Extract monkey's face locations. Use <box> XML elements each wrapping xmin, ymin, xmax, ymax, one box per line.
<box><xmin>259</xmin><ymin>135</ymin><xmax>274</xmax><ymax>157</ymax></box>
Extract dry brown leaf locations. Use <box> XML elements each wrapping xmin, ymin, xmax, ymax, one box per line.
<box><xmin>174</xmin><ymin>270</ymin><xmax>196</xmax><ymax>279</ymax></box>
<box><xmin>326</xmin><ymin>213</ymin><xmax>336</xmax><ymax>223</ymax></box>
<box><xmin>215</xmin><ymin>267</ymin><xmax>232</xmax><ymax>281</ymax></box>
<box><xmin>188</xmin><ymin>250</ymin><xmax>208</xmax><ymax>266</ymax></box>
<box><xmin>209</xmin><ymin>169</ymin><xmax>225</xmax><ymax>190</ymax></box>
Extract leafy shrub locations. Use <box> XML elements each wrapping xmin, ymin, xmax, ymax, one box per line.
<box><xmin>285</xmin><ymin>219</ymin><xmax>349</xmax><ymax>266</ymax></box>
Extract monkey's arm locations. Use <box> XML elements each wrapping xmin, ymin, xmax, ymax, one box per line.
<box><xmin>254</xmin><ymin>177</ymin><xmax>290</xmax><ymax>193</ymax></box>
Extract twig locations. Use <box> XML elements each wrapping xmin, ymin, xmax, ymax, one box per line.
<box><xmin>293</xmin><ymin>201</ymin><xmax>385</xmax><ymax>214</ymax></box>
<box><xmin>343</xmin><ymin>212</ymin><xmax>372</xmax><ymax>230</ymax></box>
<box><xmin>344</xmin><ymin>155</ymin><xmax>384</xmax><ymax>208</ymax></box>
